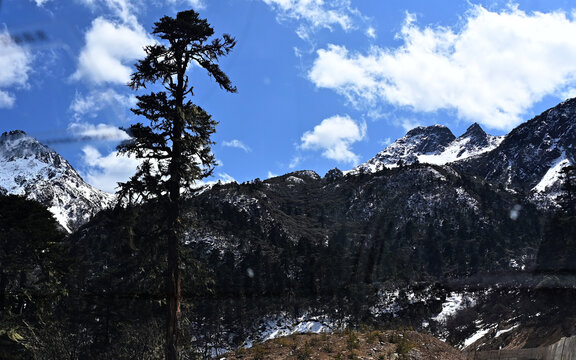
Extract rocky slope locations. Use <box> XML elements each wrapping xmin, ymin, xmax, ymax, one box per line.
<box><xmin>0</xmin><ymin>130</ymin><xmax>113</xmax><ymax>232</ymax></box>
<box><xmin>457</xmin><ymin>98</ymin><xmax>576</xmax><ymax>209</ymax></box>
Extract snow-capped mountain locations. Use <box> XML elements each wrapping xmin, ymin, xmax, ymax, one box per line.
<box><xmin>351</xmin><ymin>95</ymin><xmax>576</xmax><ymax>208</ymax></box>
<box><xmin>457</xmin><ymin>98</ymin><xmax>576</xmax><ymax>208</ymax></box>
<box><xmin>0</xmin><ymin>130</ymin><xmax>114</xmax><ymax>232</ymax></box>
<box><xmin>351</xmin><ymin>123</ymin><xmax>502</xmax><ymax>174</ymax></box>
<box><xmin>418</xmin><ymin>123</ymin><xmax>503</xmax><ymax>165</ymax></box>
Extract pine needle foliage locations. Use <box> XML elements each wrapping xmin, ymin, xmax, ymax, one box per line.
<box><xmin>118</xmin><ymin>10</ymin><xmax>236</xmax><ymax>203</ymax></box>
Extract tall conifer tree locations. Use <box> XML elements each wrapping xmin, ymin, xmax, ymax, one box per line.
<box><xmin>117</xmin><ymin>10</ymin><xmax>236</xmax><ymax>360</ymax></box>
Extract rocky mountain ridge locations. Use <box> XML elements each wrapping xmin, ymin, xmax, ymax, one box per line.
<box><xmin>352</xmin><ymin>98</ymin><xmax>576</xmax><ymax>208</ymax></box>
<box><xmin>0</xmin><ymin>130</ymin><xmax>113</xmax><ymax>232</ymax></box>
<box><xmin>351</xmin><ymin>123</ymin><xmax>502</xmax><ymax>174</ymax></box>
<box><xmin>456</xmin><ymin>98</ymin><xmax>576</xmax><ymax>208</ymax></box>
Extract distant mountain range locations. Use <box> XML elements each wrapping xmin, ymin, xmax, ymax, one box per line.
<box><xmin>0</xmin><ymin>130</ymin><xmax>113</xmax><ymax>232</ymax></box>
<box><xmin>353</xmin><ymin>98</ymin><xmax>576</xmax><ymax>208</ymax></box>
<box><xmin>2</xmin><ymin>98</ymin><xmax>574</xmax><ymax>231</ymax></box>
<box><xmin>1</xmin><ymin>98</ymin><xmax>575</xmax><ymax>353</ymax></box>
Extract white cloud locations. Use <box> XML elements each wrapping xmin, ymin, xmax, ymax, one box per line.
<box><xmin>69</xmin><ymin>123</ymin><xmax>131</xmax><ymax>141</ymax></box>
<box><xmin>267</xmin><ymin>171</ymin><xmax>278</xmax><ymax>178</ymax></box>
<box><xmin>562</xmin><ymin>88</ymin><xmax>576</xmax><ymax>100</ymax></box>
<box><xmin>81</xmin><ymin>145</ymin><xmax>140</xmax><ymax>193</ymax></box>
<box><xmin>71</xmin><ymin>17</ymin><xmax>153</xmax><ymax>85</ymax></box>
<box><xmin>78</xmin><ymin>0</ymin><xmax>140</xmax><ymax>26</ymax></box>
<box><xmin>289</xmin><ymin>155</ymin><xmax>302</xmax><ymax>169</ymax></box>
<box><xmin>395</xmin><ymin>118</ymin><xmax>422</xmax><ymax>132</ymax></box>
<box><xmin>0</xmin><ymin>92</ymin><xmax>15</xmax><ymax>108</ymax></box>
<box><xmin>70</xmin><ymin>88</ymin><xmax>137</xmax><ymax>120</ymax></box>
<box><xmin>300</xmin><ymin>114</ymin><xmax>366</xmax><ymax>164</ymax></box>
<box><xmin>222</xmin><ymin>139</ymin><xmax>251</xmax><ymax>152</ymax></box>
<box><xmin>32</xmin><ymin>0</ymin><xmax>51</xmax><ymax>6</ymax></box>
<box><xmin>366</xmin><ymin>26</ymin><xmax>376</xmax><ymax>39</ymax></box>
<box><xmin>216</xmin><ymin>173</ymin><xmax>235</xmax><ymax>183</ymax></box>
<box><xmin>0</xmin><ymin>30</ymin><xmax>32</xmax><ymax>108</ymax></box>
<box><xmin>194</xmin><ymin>172</ymin><xmax>236</xmax><ymax>189</ymax></box>
<box><xmin>379</xmin><ymin>137</ymin><xmax>392</xmax><ymax>147</ymax></box>
<box><xmin>261</xmin><ymin>0</ymin><xmax>362</xmax><ymax>40</ymax></box>
<box><xmin>308</xmin><ymin>5</ymin><xmax>576</xmax><ymax>130</ymax></box>
<box><xmin>166</xmin><ymin>0</ymin><xmax>206</xmax><ymax>10</ymax></box>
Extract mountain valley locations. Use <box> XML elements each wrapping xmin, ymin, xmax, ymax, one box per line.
<box><xmin>1</xmin><ymin>98</ymin><xmax>576</xmax><ymax>358</ymax></box>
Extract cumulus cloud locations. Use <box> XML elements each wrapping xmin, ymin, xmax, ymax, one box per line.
<box><xmin>222</xmin><ymin>139</ymin><xmax>251</xmax><ymax>152</ymax></box>
<box><xmin>81</xmin><ymin>146</ymin><xmax>140</xmax><ymax>193</ymax></box>
<box><xmin>308</xmin><ymin>5</ymin><xmax>576</xmax><ymax>130</ymax></box>
<box><xmin>261</xmin><ymin>0</ymin><xmax>363</xmax><ymax>40</ymax></box>
<box><xmin>0</xmin><ymin>30</ymin><xmax>32</xmax><ymax>108</ymax></box>
<box><xmin>300</xmin><ymin>115</ymin><xmax>366</xmax><ymax>164</ymax></box>
<box><xmin>70</xmin><ymin>88</ymin><xmax>137</xmax><ymax>120</ymax></box>
<box><xmin>71</xmin><ymin>17</ymin><xmax>153</xmax><ymax>85</ymax></box>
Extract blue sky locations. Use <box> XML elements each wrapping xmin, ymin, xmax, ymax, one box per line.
<box><xmin>2</xmin><ymin>0</ymin><xmax>576</xmax><ymax>193</ymax></box>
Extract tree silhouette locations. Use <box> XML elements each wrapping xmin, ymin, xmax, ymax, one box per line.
<box><xmin>557</xmin><ymin>165</ymin><xmax>576</xmax><ymax>215</ymax></box>
<box><xmin>117</xmin><ymin>9</ymin><xmax>236</xmax><ymax>360</ymax></box>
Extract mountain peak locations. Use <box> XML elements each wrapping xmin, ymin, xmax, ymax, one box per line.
<box><xmin>0</xmin><ymin>130</ymin><xmax>113</xmax><ymax>232</ymax></box>
<box><xmin>351</xmin><ymin>122</ymin><xmax>504</xmax><ymax>174</ymax></box>
<box><xmin>1</xmin><ymin>129</ymin><xmax>27</xmax><ymax>138</ymax></box>
<box><xmin>408</xmin><ymin>124</ymin><xmax>450</xmax><ymax>132</ymax></box>
<box><xmin>456</xmin><ymin>122</ymin><xmax>493</xmax><ymax>149</ymax></box>
<box><xmin>461</xmin><ymin>123</ymin><xmax>486</xmax><ymax>138</ymax></box>
<box><xmin>0</xmin><ymin>129</ymin><xmax>64</xmax><ymax>169</ymax></box>
<box><xmin>399</xmin><ymin>124</ymin><xmax>455</xmax><ymax>154</ymax></box>
<box><xmin>350</xmin><ymin>125</ymin><xmax>456</xmax><ymax>173</ymax></box>
<box><xmin>406</xmin><ymin>124</ymin><xmax>453</xmax><ymax>137</ymax></box>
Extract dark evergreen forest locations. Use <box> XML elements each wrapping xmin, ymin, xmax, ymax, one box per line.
<box><xmin>3</xmin><ymin>164</ymin><xmax>575</xmax><ymax>359</ymax></box>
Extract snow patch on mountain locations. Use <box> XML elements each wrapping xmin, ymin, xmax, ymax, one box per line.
<box><xmin>532</xmin><ymin>154</ymin><xmax>571</xmax><ymax>193</ymax></box>
<box><xmin>463</xmin><ymin>325</ymin><xmax>496</xmax><ymax>349</ymax></box>
<box><xmin>244</xmin><ymin>311</ymin><xmax>336</xmax><ymax>348</ymax></box>
<box><xmin>432</xmin><ymin>292</ymin><xmax>476</xmax><ymax>323</ymax></box>
<box><xmin>419</xmin><ymin>133</ymin><xmax>503</xmax><ymax>165</ymax></box>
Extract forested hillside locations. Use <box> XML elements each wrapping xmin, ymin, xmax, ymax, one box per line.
<box><xmin>2</xmin><ymin>99</ymin><xmax>576</xmax><ymax>358</ymax></box>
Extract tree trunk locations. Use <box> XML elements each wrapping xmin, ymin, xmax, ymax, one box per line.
<box><xmin>166</xmin><ymin>225</ymin><xmax>181</xmax><ymax>360</ymax></box>
<box><xmin>166</xmin><ymin>143</ymin><xmax>182</xmax><ymax>360</ymax></box>
<box><xmin>167</xmin><ymin>52</ymin><xmax>185</xmax><ymax>359</ymax></box>
<box><xmin>0</xmin><ymin>271</ymin><xmax>6</xmax><ymax>312</ymax></box>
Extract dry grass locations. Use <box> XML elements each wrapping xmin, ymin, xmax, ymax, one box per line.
<box><xmin>221</xmin><ymin>329</ymin><xmax>466</xmax><ymax>360</ymax></box>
